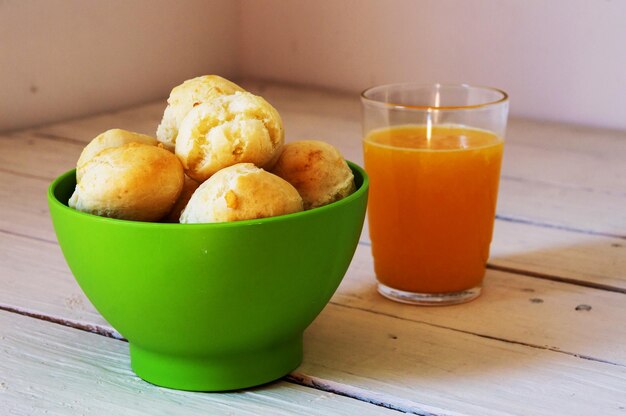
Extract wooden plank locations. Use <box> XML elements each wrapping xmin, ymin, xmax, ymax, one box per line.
<box><xmin>362</xmin><ymin>217</ymin><xmax>626</xmax><ymax>291</ymax></box>
<box><xmin>0</xmin><ymin>171</ymin><xmax>56</xmax><ymax>243</ymax></box>
<box><xmin>0</xmin><ymin>310</ymin><xmax>399</xmax><ymax>416</ymax></box>
<box><xmin>2</xmin><ymin>79</ymin><xmax>625</xmax><ymax>415</ymax></box>
<box><xmin>333</xmin><ymin>245</ymin><xmax>626</xmax><ymax>365</ymax></box>
<box><xmin>241</xmin><ymin>80</ymin><xmax>626</xmax><ymax>237</ymax></box>
<box><xmin>2</xmin><ymin>267</ymin><xmax>625</xmax><ymax>415</ymax></box>
<box><xmin>24</xmin><ymin>100</ymin><xmax>165</xmax><ymax>142</ymax></box>
<box><xmin>23</xmin><ymin>80</ymin><xmax>626</xmax><ymax>198</ymax></box>
<box><xmin>503</xmin><ymin>118</ymin><xmax>626</xmax><ymax>193</ymax></box>
<box><xmin>2</xmin><ymin>232</ymin><xmax>625</xmax><ymax>368</ymax></box>
<box><xmin>496</xmin><ymin>178</ymin><xmax>626</xmax><ymax>238</ymax></box>
<box><xmin>3</xmin><ymin>234</ymin><xmax>626</xmax><ymax>415</ymax></box>
<box><xmin>300</xmin><ymin>303</ymin><xmax>626</xmax><ymax>416</ymax></box>
<box><xmin>1</xmin><ymin>205</ymin><xmax>625</xmax><ymax>414</ymax></box>
<box><xmin>489</xmin><ymin>220</ymin><xmax>626</xmax><ymax>290</ymax></box>
<box><xmin>15</xmin><ymin>80</ymin><xmax>626</xmax><ymax>236</ymax></box>
<box><xmin>0</xmin><ymin>233</ymin><xmax>108</xmax><ymax>328</ymax></box>
<box><xmin>0</xmin><ymin>133</ymin><xmax>83</xmax><ymax>180</ymax></box>
<box><xmin>3</xmin><ymin>101</ymin><xmax>626</xmax><ymax>289</ymax></box>
<box><xmin>243</xmin><ymin>80</ymin><xmax>626</xmax><ymax>193</ymax></box>
<box><xmin>4</xmin><ymin>164</ymin><xmax>623</xmax><ymax>295</ymax></box>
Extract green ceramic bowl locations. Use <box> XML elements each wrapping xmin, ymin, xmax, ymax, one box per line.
<box><xmin>48</xmin><ymin>162</ymin><xmax>368</xmax><ymax>391</ymax></box>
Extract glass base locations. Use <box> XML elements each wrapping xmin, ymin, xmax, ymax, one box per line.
<box><xmin>377</xmin><ymin>282</ymin><xmax>481</xmax><ymax>306</ymax></box>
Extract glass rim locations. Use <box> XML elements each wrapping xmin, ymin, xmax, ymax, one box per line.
<box><xmin>360</xmin><ymin>83</ymin><xmax>509</xmax><ymax>111</ymax></box>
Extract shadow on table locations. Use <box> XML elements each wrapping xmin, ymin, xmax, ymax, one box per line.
<box><xmin>301</xmin><ymin>239</ymin><xmax>626</xmax><ymax>389</ymax></box>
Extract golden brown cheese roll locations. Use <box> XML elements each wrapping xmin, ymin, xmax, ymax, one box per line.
<box><xmin>163</xmin><ymin>175</ymin><xmax>201</xmax><ymax>223</ymax></box>
<box><xmin>175</xmin><ymin>91</ymin><xmax>284</xmax><ymax>182</ymax></box>
<box><xmin>69</xmin><ymin>143</ymin><xmax>184</xmax><ymax>221</ymax></box>
<box><xmin>76</xmin><ymin>129</ymin><xmax>158</xmax><ymax>182</ymax></box>
<box><xmin>271</xmin><ymin>140</ymin><xmax>356</xmax><ymax>210</ymax></box>
<box><xmin>180</xmin><ymin>163</ymin><xmax>302</xmax><ymax>224</ymax></box>
<box><xmin>156</xmin><ymin>75</ymin><xmax>245</xmax><ymax>151</ymax></box>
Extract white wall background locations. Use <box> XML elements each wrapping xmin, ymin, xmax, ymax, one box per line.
<box><xmin>239</xmin><ymin>0</ymin><xmax>626</xmax><ymax>130</ymax></box>
<box><xmin>0</xmin><ymin>0</ymin><xmax>239</xmax><ymax>131</ymax></box>
<box><xmin>2</xmin><ymin>0</ymin><xmax>625</xmax><ymax>131</ymax></box>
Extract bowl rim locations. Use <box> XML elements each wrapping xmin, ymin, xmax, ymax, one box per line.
<box><xmin>48</xmin><ymin>160</ymin><xmax>369</xmax><ymax>228</ymax></box>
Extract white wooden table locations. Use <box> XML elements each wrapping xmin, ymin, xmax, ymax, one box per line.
<box><xmin>1</xmin><ymin>80</ymin><xmax>625</xmax><ymax>415</ymax></box>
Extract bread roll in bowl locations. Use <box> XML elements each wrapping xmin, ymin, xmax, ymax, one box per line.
<box><xmin>163</xmin><ymin>175</ymin><xmax>200</xmax><ymax>223</ymax></box>
<box><xmin>180</xmin><ymin>163</ymin><xmax>302</xmax><ymax>224</ymax></box>
<box><xmin>175</xmin><ymin>91</ymin><xmax>284</xmax><ymax>182</ymax></box>
<box><xmin>156</xmin><ymin>75</ymin><xmax>245</xmax><ymax>151</ymax></box>
<box><xmin>271</xmin><ymin>140</ymin><xmax>356</xmax><ymax>209</ymax></box>
<box><xmin>69</xmin><ymin>143</ymin><xmax>184</xmax><ymax>221</ymax></box>
<box><xmin>76</xmin><ymin>129</ymin><xmax>158</xmax><ymax>182</ymax></box>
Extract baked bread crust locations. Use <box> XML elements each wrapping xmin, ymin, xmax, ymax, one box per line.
<box><xmin>163</xmin><ymin>175</ymin><xmax>200</xmax><ymax>223</ymax></box>
<box><xmin>156</xmin><ymin>75</ymin><xmax>245</xmax><ymax>151</ymax></box>
<box><xmin>76</xmin><ymin>129</ymin><xmax>158</xmax><ymax>182</ymax></box>
<box><xmin>175</xmin><ymin>92</ymin><xmax>284</xmax><ymax>182</ymax></box>
<box><xmin>180</xmin><ymin>163</ymin><xmax>302</xmax><ymax>223</ymax></box>
<box><xmin>69</xmin><ymin>142</ymin><xmax>184</xmax><ymax>221</ymax></box>
<box><xmin>271</xmin><ymin>140</ymin><xmax>355</xmax><ymax>209</ymax></box>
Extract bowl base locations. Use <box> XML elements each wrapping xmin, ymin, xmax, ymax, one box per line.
<box><xmin>130</xmin><ymin>336</ymin><xmax>302</xmax><ymax>391</ymax></box>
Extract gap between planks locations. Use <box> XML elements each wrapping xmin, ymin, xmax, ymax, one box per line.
<box><xmin>356</xmin><ymin>239</ymin><xmax>626</xmax><ymax>295</ymax></box>
<box><xmin>28</xmin><ymin>131</ymin><xmax>89</xmax><ymax>146</ymax></box>
<box><xmin>325</xmin><ymin>302</ymin><xmax>625</xmax><ymax>368</ymax></box>
<box><xmin>500</xmin><ymin>174</ymin><xmax>626</xmax><ymax>199</ymax></box>
<box><xmin>0</xmin><ymin>228</ymin><xmax>57</xmax><ymax>245</ymax></box>
<box><xmin>0</xmin><ymin>303</ymin><xmax>461</xmax><ymax>416</ymax></box>
<box><xmin>1</xmin><ymin>285</ymin><xmax>624</xmax><ymax>371</ymax></box>
<box><xmin>0</xmin><ymin>167</ymin><xmax>52</xmax><ymax>182</ymax></box>
<box><xmin>485</xmin><ymin>264</ymin><xmax>626</xmax><ymax>295</ymax></box>
<box><xmin>2</xmin><ymin>223</ymin><xmax>625</xmax><ymax>296</ymax></box>
<box><xmin>2</xmin><ymin>293</ymin><xmax>624</xmax><ymax>414</ymax></box>
<box><xmin>5</xmin><ymin>131</ymin><xmax>626</xmax><ymax>242</ymax></box>
<box><xmin>494</xmin><ymin>214</ymin><xmax>626</xmax><ymax>241</ymax></box>
<box><xmin>286</xmin><ymin>372</ymin><xmax>464</xmax><ymax>416</ymax></box>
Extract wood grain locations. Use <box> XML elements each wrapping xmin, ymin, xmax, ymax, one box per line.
<box><xmin>359</xmin><ymin>216</ymin><xmax>626</xmax><ymax>291</ymax></box>
<box><xmin>489</xmin><ymin>220</ymin><xmax>626</xmax><ymax>291</ymax></box>
<box><xmin>2</xmin><ymin>80</ymin><xmax>626</xmax><ymax>415</ymax></box>
<box><xmin>0</xmin><ymin>171</ymin><xmax>56</xmax><ymax>243</ymax></box>
<box><xmin>11</xmin><ymin>80</ymin><xmax>626</xmax><ymax>241</ymax></box>
<box><xmin>334</xmin><ymin>245</ymin><xmax>626</xmax><ymax>365</ymax></box>
<box><xmin>301</xmin><ymin>303</ymin><xmax>626</xmax><ymax>416</ymax></box>
<box><xmin>0</xmin><ymin>132</ymin><xmax>84</xmax><ymax>180</ymax></box>
<box><xmin>25</xmin><ymin>101</ymin><xmax>165</xmax><ymax>142</ymax></box>
<box><xmin>0</xmin><ymin>310</ymin><xmax>399</xmax><ymax>416</ymax></box>
<box><xmin>0</xmin><ymin>233</ymin><xmax>108</xmax><ymax>328</ymax></box>
<box><xmin>3</xmin><ymin>91</ymin><xmax>626</xmax><ymax>289</ymax></box>
<box><xmin>3</xmin><ymin>249</ymin><xmax>626</xmax><ymax>416</ymax></box>
<box><xmin>3</xmin><ymin>231</ymin><xmax>626</xmax><ymax>366</ymax></box>
<box><xmin>243</xmin><ymin>81</ymin><xmax>626</xmax><ymax>237</ymax></box>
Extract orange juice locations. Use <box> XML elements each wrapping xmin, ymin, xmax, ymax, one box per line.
<box><xmin>363</xmin><ymin>125</ymin><xmax>503</xmax><ymax>293</ymax></box>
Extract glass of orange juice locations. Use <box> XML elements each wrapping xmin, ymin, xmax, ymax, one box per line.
<box><xmin>361</xmin><ymin>84</ymin><xmax>509</xmax><ymax>305</ymax></box>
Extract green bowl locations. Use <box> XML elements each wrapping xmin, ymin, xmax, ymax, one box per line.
<box><xmin>48</xmin><ymin>162</ymin><xmax>368</xmax><ymax>391</ymax></box>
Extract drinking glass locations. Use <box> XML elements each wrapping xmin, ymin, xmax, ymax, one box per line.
<box><xmin>361</xmin><ymin>84</ymin><xmax>509</xmax><ymax>305</ymax></box>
